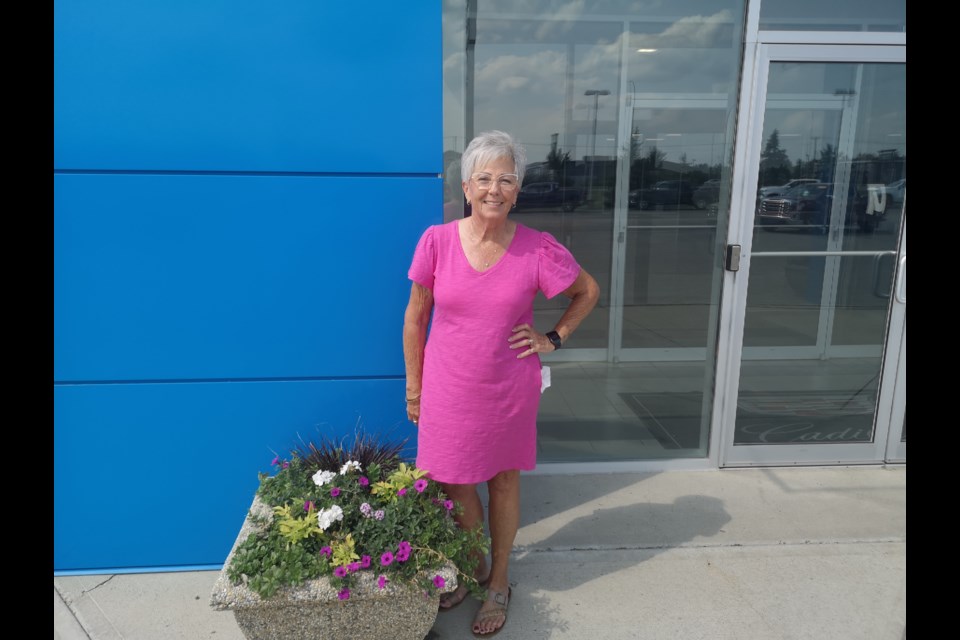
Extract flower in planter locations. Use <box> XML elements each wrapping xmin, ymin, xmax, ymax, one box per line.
<box><xmin>225</xmin><ymin>429</ymin><xmax>489</xmax><ymax>601</ymax></box>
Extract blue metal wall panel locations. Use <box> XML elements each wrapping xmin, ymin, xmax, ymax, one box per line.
<box><xmin>54</xmin><ymin>380</ymin><xmax>417</xmax><ymax>572</ymax></box>
<box><xmin>54</xmin><ymin>173</ymin><xmax>441</xmax><ymax>382</ymax></box>
<box><xmin>54</xmin><ymin>1</ymin><xmax>442</xmax><ymax>174</ymax></box>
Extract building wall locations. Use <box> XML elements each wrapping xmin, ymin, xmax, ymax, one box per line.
<box><xmin>54</xmin><ymin>1</ymin><xmax>442</xmax><ymax>572</ymax></box>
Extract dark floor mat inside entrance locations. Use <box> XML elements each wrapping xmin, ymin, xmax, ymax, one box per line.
<box><xmin>619</xmin><ymin>392</ymin><xmax>703</xmax><ymax>450</ymax></box>
<box><xmin>620</xmin><ymin>391</ymin><xmax>876</xmax><ymax>447</ymax></box>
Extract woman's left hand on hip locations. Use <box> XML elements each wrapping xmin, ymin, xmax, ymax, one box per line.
<box><xmin>509</xmin><ymin>324</ymin><xmax>552</xmax><ymax>358</ymax></box>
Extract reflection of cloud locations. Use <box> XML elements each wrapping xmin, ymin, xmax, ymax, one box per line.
<box><xmin>533</xmin><ymin>0</ymin><xmax>587</xmax><ymax>40</ymax></box>
<box><xmin>497</xmin><ymin>76</ymin><xmax>531</xmax><ymax>92</ymax></box>
<box><xmin>654</xmin><ymin>10</ymin><xmax>735</xmax><ymax>47</ymax></box>
<box><xmin>476</xmin><ymin>50</ymin><xmax>568</xmax><ymax>97</ymax></box>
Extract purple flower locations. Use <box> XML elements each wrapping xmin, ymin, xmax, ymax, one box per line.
<box><xmin>360</xmin><ymin>502</ymin><xmax>373</xmax><ymax>517</ymax></box>
<box><xmin>348</xmin><ymin>562</ymin><xmax>361</xmax><ymax>573</ymax></box>
<box><xmin>320</xmin><ymin>546</ymin><xmax>332</xmax><ymax>558</ymax></box>
<box><xmin>338</xmin><ymin>588</ymin><xmax>350</xmax><ymax>601</ymax></box>
<box><xmin>358</xmin><ymin>476</ymin><xmax>370</xmax><ymax>487</ymax></box>
<box><xmin>330</xmin><ymin>487</ymin><xmax>341</xmax><ymax>498</ymax></box>
<box><xmin>396</xmin><ymin>542</ymin><xmax>411</xmax><ymax>562</ymax></box>
<box><xmin>361</xmin><ymin>555</ymin><xmax>372</xmax><ymax>569</ymax></box>
<box><xmin>414</xmin><ymin>479</ymin><xmax>429</xmax><ymax>493</ymax></box>
<box><xmin>397</xmin><ymin>487</ymin><xmax>407</xmax><ymax>497</ymax></box>
<box><xmin>282</xmin><ymin>461</ymin><xmax>289</xmax><ymax>469</ymax></box>
<box><xmin>377</xmin><ymin>575</ymin><xmax>388</xmax><ymax>589</ymax></box>
<box><xmin>374</xmin><ymin>510</ymin><xmax>385</xmax><ymax>520</ymax></box>
<box><xmin>433</xmin><ymin>575</ymin><xmax>445</xmax><ymax>589</ymax></box>
<box><xmin>303</xmin><ymin>500</ymin><xmax>313</xmax><ymax>512</ymax></box>
<box><xmin>443</xmin><ymin>500</ymin><xmax>454</xmax><ymax>511</ymax></box>
<box><xmin>334</xmin><ymin>566</ymin><xmax>348</xmax><ymax>578</ymax></box>
<box><xmin>380</xmin><ymin>551</ymin><xmax>394</xmax><ymax>566</ymax></box>
<box><xmin>271</xmin><ymin>456</ymin><xmax>280</xmax><ymax>466</ymax></box>
<box><xmin>398</xmin><ymin>541</ymin><xmax>411</xmax><ymax>554</ymax></box>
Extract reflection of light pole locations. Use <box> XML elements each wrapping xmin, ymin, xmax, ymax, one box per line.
<box><xmin>584</xmin><ymin>89</ymin><xmax>610</xmax><ymax>202</ymax></box>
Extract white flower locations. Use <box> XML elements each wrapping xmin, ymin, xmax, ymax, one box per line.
<box><xmin>339</xmin><ymin>460</ymin><xmax>363</xmax><ymax>475</ymax></box>
<box><xmin>312</xmin><ymin>470</ymin><xmax>337</xmax><ymax>487</ymax></box>
<box><xmin>317</xmin><ymin>504</ymin><xmax>344</xmax><ymax>531</ymax></box>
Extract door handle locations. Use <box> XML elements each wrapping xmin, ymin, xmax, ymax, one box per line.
<box><xmin>725</xmin><ymin>244</ymin><xmax>741</xmax><ymax>272</ymax></box>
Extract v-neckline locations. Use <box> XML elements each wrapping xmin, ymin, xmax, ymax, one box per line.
<box><xmin>456</xmin><ymin>219</ymin><xmax>519</xmax><ymax>274</ymax></box>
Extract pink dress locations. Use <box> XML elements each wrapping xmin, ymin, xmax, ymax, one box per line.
<box><xmin>408</xmin><ymin>220</ymin><xmax>581</xmax><ymax>483</ymax></box>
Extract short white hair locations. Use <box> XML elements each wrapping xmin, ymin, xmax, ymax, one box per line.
<box><xmin>460</xmin><ymin>130</ymin><xmax>527</xmax><ymax>185</ymax></box>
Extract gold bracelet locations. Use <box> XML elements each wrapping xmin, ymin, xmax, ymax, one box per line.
<box><xmin>406</xmin><ymin>393</ymin><xmax>421</xmax><ymax>402</ymax></box>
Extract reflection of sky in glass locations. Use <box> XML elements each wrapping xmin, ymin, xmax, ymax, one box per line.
<box><xmin>759</xmin><ymin>0</ymin><xmax>905</xmax><ymax>32</ymax></box>
<box><xmin>763</xmin><ymin>63</ymin><xmax>906</xmax><ymax>164</ymax></box>
<box><xmin>444</xmin><ymin>3</ymin><xmax>744</xmax><ymax>165</ymax></box>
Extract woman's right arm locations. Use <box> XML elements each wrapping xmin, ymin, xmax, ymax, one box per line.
<box><xmin>403</xmin><ymin>282</ymin><xmax>434</xmax><ymax>425</ymax></box>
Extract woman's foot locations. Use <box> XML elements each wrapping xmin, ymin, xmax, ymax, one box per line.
<box><xmin>438</xmin><ymin>573</ymin><xmax>489</xmax><ymax>611</ymax></box>
<box><xmin>471</xmin><ymin>585</ymin><xmax>511</xmax><ymax>637</ymax></box>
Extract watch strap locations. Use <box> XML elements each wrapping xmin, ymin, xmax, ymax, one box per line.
<box><xmin>546</xmin><ymin>330</ymin><xmax>562</xmax><ymax>350</ymax></box>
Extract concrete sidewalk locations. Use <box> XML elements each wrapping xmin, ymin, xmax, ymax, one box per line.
<box><xmin>54</xmin><ymin>465</ymin><xmax>906</xmax><ymax>640</ymax></box>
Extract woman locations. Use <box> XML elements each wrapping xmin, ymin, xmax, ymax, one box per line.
<box><xmin>403</xmin><ymin>130</ymin><xmax>599</xmax><ymax>637</ymax></box>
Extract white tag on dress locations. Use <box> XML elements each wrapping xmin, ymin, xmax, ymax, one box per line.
<box><xmin>540</xmin><ymin>365</ymin><xmax>551</xmax><ymax>393</ymax></box>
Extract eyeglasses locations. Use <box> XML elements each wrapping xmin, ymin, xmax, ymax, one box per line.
<box><xmin>471</xmin><ymin>173</ymin><xmax>519</xmax><ymax>192</ymax></box>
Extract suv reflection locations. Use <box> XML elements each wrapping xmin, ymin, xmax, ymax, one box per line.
<box><xmin>628</xmin><ymin>180</ymin><xmax>695</xmax><ymax>210</ymax></box>
<box><xmin>756</xmin><ymin>183</ymin><xmax>880</xmax><ymax>233</ymax></box>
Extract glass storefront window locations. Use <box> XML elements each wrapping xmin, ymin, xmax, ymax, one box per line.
<box><xmin>443</xmin><ymin>0</ymin><xmax>747</xmax><ymax>463</ymax></box>
<box><xmin>759</xmin><ymin>0</ymin><xmax>905</xmax><ymax>32</ymax></box>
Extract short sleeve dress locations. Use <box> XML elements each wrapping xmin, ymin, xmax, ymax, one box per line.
<box><xmin>407</xmin><ymin>219</ymin><xmax>581</xmax><ymax>484</ymax></box>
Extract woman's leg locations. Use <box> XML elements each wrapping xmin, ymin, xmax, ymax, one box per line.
<box><xmin>438</xmin><ymin>482</ymin><xmax>489</xmax><ymax>608</ymax></box>
<box><xmin>473</xmin><ymin>469</ymin><xmax>520</xmax><ymax>635</ymax></box>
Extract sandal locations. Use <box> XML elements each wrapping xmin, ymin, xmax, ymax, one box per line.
<box><xmin>438</xmin><ymin>575</ymin><xmax>489</xmax><ymax>612</ymax></box>
<box><xmin>471</xmin><ymin>586</ymin><xmax>511</xmax><ymax>637</ymax></box>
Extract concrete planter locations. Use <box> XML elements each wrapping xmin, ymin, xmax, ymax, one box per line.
<box><xmin>210</xmin><ymin>496</ymin><xmax>458</xmax><ymax>640</ymax></box>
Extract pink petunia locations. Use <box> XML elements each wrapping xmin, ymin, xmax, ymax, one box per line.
<box><xmin>361</xmin><ymin>555</ymin><xmax>372</xmax><ymax>569</ymax></box>
<box><xmin>330</xmin><ymin>487</ymin><xmax>341</xmax><ymax>498</ymax></box>
<box><xmin>320</xmin><ymin>546</ymin><xmax>332</xmax><ymax>558</ymax></box>
<box><xmin>271</xmin><ymin>456</ymin><xmax>280</xmax><ymax>466</ymax></box>
<box><xmin>380</xmin><ymin>551</ymin><xmax>394</xmax><ymax>566</ymax></box>
<box><xmin>433</xmin><ymin>575</ymin><xmax>445</xmax><ymax>589</ymax></box>
<box><xmin>334</xmin><ymin>566</ymin><xmax>348</xmax><ymax>578</ymax></box>
<box><xmin>303</xmin><ymin>500</ymin><xmax>313</xmax><ymax>512</ymax></box>
<box><xmin>348</xmin><ymin>562</ymin><xmax>361</xmax><ymax>573</ymax></box>
<box><xmin>338</xmin><ymin>588</ymin><xmax>350</xmax><ymax>601</ymax></box>
<box><xmin>443</xmin><ymin>500</ymin><xmax>454</xmax><ymax>511</ymax></box>
<box><xmin>282</xmin><ymin>461</ymin><xmax>289</xmax><ymax>469</ymax></box>
<box><xmin>397</xmin><ymin>487</ymin><xmax>407</xmax><ymax>497</ymax></box>
<box><xmin>358</xmin><ymin>476</ymin><xmax>370</xmax><ymax>487</ymax></box>
<box><xmin>377</xmin><ymin>575</ymin><xmax>388</xmax><ymax>589</ymax></box>
<box><xmin>414</xmin><ymin>479</ymin><xmax>429</xmax><ymax>493</ymax></box>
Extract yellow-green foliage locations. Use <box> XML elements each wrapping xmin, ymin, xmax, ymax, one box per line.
<box><xmin>273</xmin><ymin>502</ymin><xmax>323</xmax><ymax>547</ymax></box>
<box><xmin>331</xmin><ymin>533</ymin><xmax>360</xmax><ymax>567</ymax></box>
<box><xmin>370</xmin><ymin>462</ymin><xmax>428</xmax><ymax>503</ymax></box>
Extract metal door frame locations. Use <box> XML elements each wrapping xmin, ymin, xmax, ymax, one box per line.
<box><xmin>714</xmin><ymin>40</ymin><xmax>906</xmax><ymax>467</ymax></box>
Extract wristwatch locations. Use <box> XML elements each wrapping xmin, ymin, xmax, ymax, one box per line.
<box><xmin>545</xmin><ymin>330</ymin><xmax>563</xmax><ymax>351</ymax></box>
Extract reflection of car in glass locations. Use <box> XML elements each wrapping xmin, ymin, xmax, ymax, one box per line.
<box><xmin>757</xmin><ymin>178</ymin><xmax>818</xmax><ymax>199</ymax></box>
<box><xmin>884</xmin><ymin>178</ymin><xmax>906</xmax><ymax>204</ymax></box>
<box><xmin>756</xmin><ymin>182</ymin><xmax>879</xmax><ymax>233</ymax></box>
<box><xmin>515</xmin><ymin>182</ymin><xmax>584</xmax><ymax>212</ymax></box>
<box><xmin>628</xmin><ymin>180</ymin><xmax>695</xmax><ymax>209</ymax></box>
<box><xmin>692</xmin><ymin>179</ymin><xmax>721</xmax><ymax>210</ymax></box>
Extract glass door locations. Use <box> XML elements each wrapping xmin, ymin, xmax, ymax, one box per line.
<box><xmin>720</xmin><ymin>44</ymin><xmax>906</xmax><ymax>466</ymax></box>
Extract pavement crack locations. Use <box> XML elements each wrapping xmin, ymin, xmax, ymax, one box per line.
<box><xmin>82</xmin><ymin>574</ymin><xmax>117</xmax><ymax>594</ymax></box>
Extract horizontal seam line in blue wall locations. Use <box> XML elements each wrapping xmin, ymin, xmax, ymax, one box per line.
<box><xmin>54</xmin><ymin>375</ymin><xmax>405</xmax><ymax>385</ymax></box>
<box><xmin>54</xmin><ymin>169</ymin><xmax>440</xmax><ymax>178</ymax></box>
